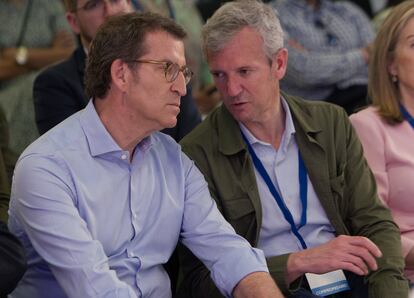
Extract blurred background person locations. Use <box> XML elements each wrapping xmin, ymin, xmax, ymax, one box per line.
<box><xmin>372</xmin><ymin>0</ymin><xmax>405</xmax><ymax>31</ymax></box>
<box><xmin>350</xmin><ymin>0</ymin><xmax>414</xmax><ymax>284</ymax></box>
<box><xmin>271</xmin><ymin>0</ymin><xmax>374</xmax><ymax>114</ymax></box>
<box><xmin>0</xmin><ymin>0</ymin><xmax>75</xmax><ymax>155</ymax></box>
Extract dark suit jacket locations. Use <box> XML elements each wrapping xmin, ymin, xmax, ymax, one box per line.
<box><xmin>0</xmin><ymin>221</ymin><xmax>26</xmax><ymax>297</ymax></box>
<box><xmin>33</xmin><ymin>46</ymin><xmax>201</xmax><ymax>142</ymax></box>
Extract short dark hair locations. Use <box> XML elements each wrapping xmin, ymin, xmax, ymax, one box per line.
<box><xmin>85</xmin><ymin>12</ymin><xmax>187</xmax><ymax>99</ymax></box>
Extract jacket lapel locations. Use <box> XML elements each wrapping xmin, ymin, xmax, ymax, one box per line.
<box><xmin>216</xmin><ymin>106</ymin><xmax>264</xmax><ymax>243</ymax></box>
<box><xmin>286</xmin><ymin>95</ymin><xmax>343</xmax><ymax>230</ymax></box>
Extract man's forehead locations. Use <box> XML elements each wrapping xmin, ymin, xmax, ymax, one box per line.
<box><xmin>142</xmin><ymin>31</ymin><xmax>185</xmax><ymax>59</ymax></box>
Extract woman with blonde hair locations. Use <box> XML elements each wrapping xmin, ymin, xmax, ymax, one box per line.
<box><xmin>350</xmin><ymin>0</ymin><xmax>414</xmax><ymax>283</ymax></box>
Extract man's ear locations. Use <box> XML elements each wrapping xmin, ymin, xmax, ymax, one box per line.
<box><xmin>110</xmin><ymin>59</ymin><xmax>129</xmax><ymax>93</ymax></box>
<box><xmin>271</xmin><ymin>48</ymin><xmax>288</xmax><ymax>80</ymax></box>
<box><xmin>66</xmin><ymin>12</ymin><xmax>81</xmax><ymax>35</ymax></box>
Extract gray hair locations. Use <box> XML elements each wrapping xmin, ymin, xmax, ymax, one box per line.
<box><xmin>201</xmin><ymin>0</ymin><xmax>284</xmax><ymax>60</ymax></box>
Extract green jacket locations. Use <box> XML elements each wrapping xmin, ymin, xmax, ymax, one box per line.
<box><xmin>178</xmin><ymin>94</ymin><xmax>408</xmax><ymax>297</ymax></box>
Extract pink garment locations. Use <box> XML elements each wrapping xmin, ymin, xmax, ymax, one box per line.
<box><xmin>350</xmin><ymin>107</ymin><xmax>414</xmax><ymax>282</ymax></box>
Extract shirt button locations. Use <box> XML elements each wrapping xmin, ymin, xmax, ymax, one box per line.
<box><xmin>129</xmin><ymin>251</ymin><xmax>135</xmax><ymax>258</ymax></box>
<box><xmin>121</xmin><ymin>154</ymin><xmax>127</xmax><ymax>160</ymax></box>
<box><xmin>132</xmin><ymin>212</ymin><xmax>137</xmax><ymax>218</ymax></box>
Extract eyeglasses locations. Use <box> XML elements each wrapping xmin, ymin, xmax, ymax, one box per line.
<box><xmin>129</xmin><ymin>59</ymin><xmax>193</xmax><ymax>85</ymax></box>
<box><xmin>74</xmin><ymin>0</ymin><xmax>124</xmax><ymax>12</ymax></box>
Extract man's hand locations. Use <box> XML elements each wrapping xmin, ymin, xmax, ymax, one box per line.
<box><xmin>286</xmin><ymin>235</ymin><xmax>382</xmax><ymax>284</ymax></box>
<box><xmin>233</xmin><ymin>272</ymin><xmax>284</xmax><ymax>298</ymax></box>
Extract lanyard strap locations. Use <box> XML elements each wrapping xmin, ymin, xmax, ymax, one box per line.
<box><xmin>241</xmin><ymin>131</ymin><xmax>308</xmax><ymax>249</ymax></box>
<box><xmin>400</xmin><ymin>104</ymin><xmax>414</xmax><ymax>130</ymax></box>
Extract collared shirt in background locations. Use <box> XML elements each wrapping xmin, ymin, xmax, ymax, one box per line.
<box><xmin>271</xmin><ymin>0</ymin><xmax>374</xmax><ymax>100</ymax></box>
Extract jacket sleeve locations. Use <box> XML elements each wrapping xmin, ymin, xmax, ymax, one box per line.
<box><xmin>0</xmin><ymin>107</ymin><xmax>14</xmax><ymax>223</ymax></box>
<box><xmin>339</xmin><ymin>109</ymin><xmax>409</xmax><ymax>297</ymax></box>
<box><xmin>0</xmin><ymin>221</ymin><xmax>26</xmax><ymax>296</ymax></box>
<box><xmin>33</xmin><ymin>68</ymin><xmax>86</xmax><ymax>135</ymax></box>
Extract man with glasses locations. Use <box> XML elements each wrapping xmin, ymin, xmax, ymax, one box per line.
<box><xmin>8</xmin><ymin>12</ymin><xmax>283</xmax><ymax>298</ymax></box>
<box><xmin>33</xmin><ymin>0</ymin><xmax>201</xmax><ymax>141</ymax></box>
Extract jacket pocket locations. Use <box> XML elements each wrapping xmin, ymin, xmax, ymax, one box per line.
<box><xmin>223</xmin><ymin>196</ymin><xmax>256</xmax><ymax>239</ymax></box>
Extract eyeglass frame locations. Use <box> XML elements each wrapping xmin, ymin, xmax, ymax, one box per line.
<box><xmin>127</xmin><ymin>59</ymin><xmax>193</xmax><ymax>85</ymax></box>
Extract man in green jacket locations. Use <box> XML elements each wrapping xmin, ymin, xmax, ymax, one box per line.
<box><xmin>178</xmin><ymin>1</ymin><xmax>408</xmax><ymax>297</ymax></box>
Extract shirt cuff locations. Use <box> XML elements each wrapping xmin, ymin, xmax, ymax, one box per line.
<box><xmin>210</xmin><ymin>247</ymin><xmax>268</xmax><ymax>297</ymax></box>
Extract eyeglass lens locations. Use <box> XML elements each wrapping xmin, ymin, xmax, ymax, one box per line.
<box><xmin>166</xmin><ymin>63</ymin><xmax>192</xmax><ymax>84</ymax></box>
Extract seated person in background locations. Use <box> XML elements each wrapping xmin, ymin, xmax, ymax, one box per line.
<box><xmin>8</xmin><ymin>12</ymin><xmax>283</xmax><ymax>298</ymax></box>
<box><xmin>34</xmin><ymin>0</ymin><xmax>201</xmax><ymax>141</ymax></box>
<box><xmin>0</xmin><ymin>0</ymin><xmax>75</xmax><ymax>155</ymax></box>
<box><xmin>346</xmin><ymin>0</ymin><xmax>386</xmax><ymax>18</ymax></box>
<box><xmin>350</xmin><ymin>0</ymin><xmax>414</xmax><ymax>285</ymax></box>
<box><xmin>271</xmin><ymin>0</ymin><xmax>374</xmax><ymax>114</ymax></box>
<box><xmin>0</xmin><ymin>221</ymin><xmax>26</xmax><ymax>297</ymax></box>
<box><xmin>372</xmin><ymin>0</ymin><xmax>405</xmax><ymax>31</ymax></box>
<box><xmin>177</xmin><ymin>1</ymin><xmax>408</xmax><ymax>297</ymax></box>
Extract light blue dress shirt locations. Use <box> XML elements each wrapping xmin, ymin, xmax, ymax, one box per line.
<box><xmin>239</xmin><ymin>98</ymin><xmax>336</xmax><ymax>257</ymax></box>
<box><xmin>8</xmin><ymin>100</ymin><xmax>268</xmax><ymax>298</ymax></box>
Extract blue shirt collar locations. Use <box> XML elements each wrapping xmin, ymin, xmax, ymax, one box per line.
<box><xmin>79</xmin><ymin>99</ymin><xmax>152</xmax><ymax>157</ymax></box>
<box><xmin>239</xmin><ymin>96</ymin><xmax>296</xmax><ymax>153</ymax></box>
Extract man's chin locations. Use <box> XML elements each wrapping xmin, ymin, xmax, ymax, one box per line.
<box><xmin>162</xmin><ymin>118</ymin><xmax>178</xmax><ymax>129</ymax></box>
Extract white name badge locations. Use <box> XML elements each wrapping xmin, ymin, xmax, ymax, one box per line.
<box><xmin>305</xmin><ymin>270</ymin><xmax>350</xmax><ymax>296</ymax></box>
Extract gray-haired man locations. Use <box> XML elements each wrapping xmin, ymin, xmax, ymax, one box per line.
<box><xmin>178</xmin><ymin>1</ymin><xmax>408</xmax><ymax>297</ymax></box>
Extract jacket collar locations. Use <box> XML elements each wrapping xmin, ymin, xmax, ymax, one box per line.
<box><xmin>216</xmin><ymin>93</ymin><xmax>323</xmax><ymax>156</ymax></box>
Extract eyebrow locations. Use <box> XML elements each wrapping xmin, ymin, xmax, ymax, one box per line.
<box><xmin>406</xmin><ymin>34</ymin><xmax>414</xmax><ymax>40</ymax></box>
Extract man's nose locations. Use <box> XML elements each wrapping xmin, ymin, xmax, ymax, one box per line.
<box><xmin>172</xmin><ymin>72</ymin><xmax>187</xmax><ymax>97</ymax></box>
<box><xmin>226</xmin><ymin>76</ymin><xmax>242</xmax><ymax>97</ymax></box>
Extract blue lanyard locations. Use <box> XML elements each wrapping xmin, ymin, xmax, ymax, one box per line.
<box><xmin>400</xmin><ymin>104</ymin><xmax>414</xmax><ymax>130</ymax></box>
<box><xmin>241</xmin><ymin>131</ymin><xmax>308</xmax><ymax>250</ymax></box>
